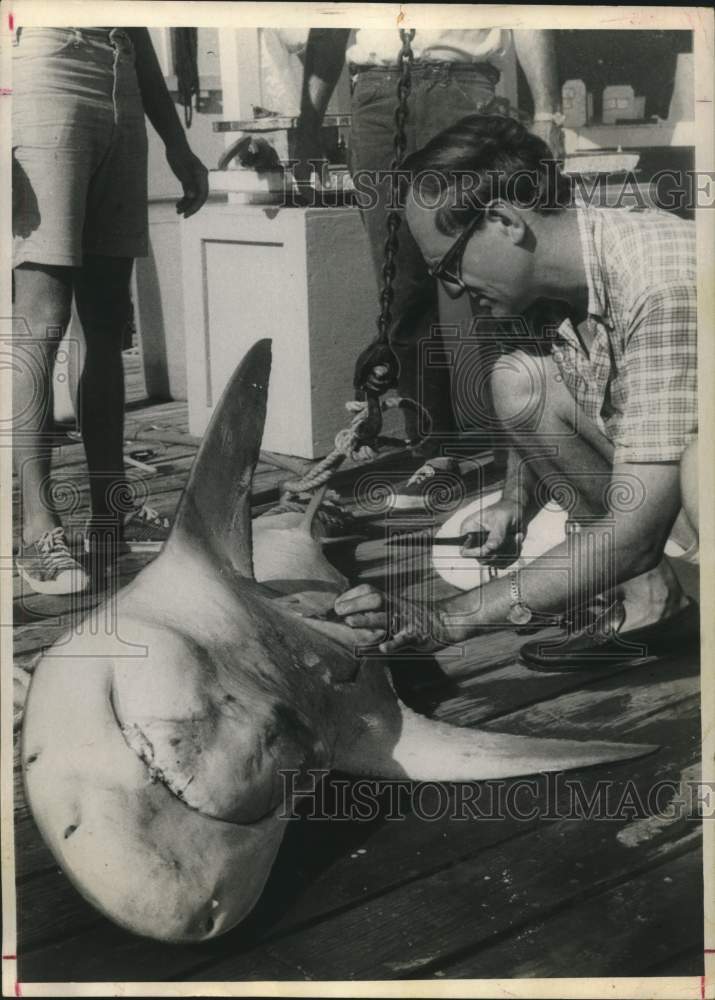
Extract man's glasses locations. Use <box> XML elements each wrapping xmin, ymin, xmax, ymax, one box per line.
<box><xmin>426</xmin><ymin>213</ymin><xmax>483</xmax><ymax>299</ymax></box>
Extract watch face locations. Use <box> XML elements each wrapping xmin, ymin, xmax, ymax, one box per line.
<box><xmin>508</xmin><ymin>603</ymin><xmax>532</xmax><ymax>627</ymax></box>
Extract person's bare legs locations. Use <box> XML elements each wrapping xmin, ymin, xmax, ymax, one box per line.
<box><xmin>679</xmin><ymin>438</ymin><xmax>699</xmax><ymax>537</ymax></box>
<box><xmin>490</xmin><ymin>348</ymin><xmax>687</xmax><ymax>629</ymax></box>
<box><xmin>73</xmin><ymin>254</ymin><xmax>133</xmax><ymax>522</ymax></box>
<box><xmin>13</xmin><ymin>263</ymin><xmax>74</xmax><ymax>544</ymax></box>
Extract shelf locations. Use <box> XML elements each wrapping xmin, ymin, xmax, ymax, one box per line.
<box><xmin>564</xmin><ymin>121</ymin><xmax>695</xmax><ymax>154</ymax></box>
<box><xmin>214</xmin><ymin>114</ymin><xmax>352</xmax><ymax>133</ymax></box>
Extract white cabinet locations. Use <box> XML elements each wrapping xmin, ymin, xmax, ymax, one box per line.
<box><xmin>181</xmin><ymin>203</ymin><xmax>378</xmax><ymax>457</ymax></box>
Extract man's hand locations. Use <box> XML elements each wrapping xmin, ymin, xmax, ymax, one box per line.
<box><xmin>166</xmin><ymin>142</ymin><xmax>209</xmax><ymax>218</ymax></box>
<box><xmin>334</xmin><ymin>583</ymin><xmax>451</xmax><ymax>653</ymax></box>
<box><xmin>459</xmin><ymin>499</ymin><xmax>525</xmax><ymax>566</ymax></box>
<box><xmin>128</xmin><ymin>27</ymin><xmax>210</xmax><ymax>218</ymax></box>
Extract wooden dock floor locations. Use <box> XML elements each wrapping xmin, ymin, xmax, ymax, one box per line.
<box><xmin>10</xmin><ymin>366</ymin><xmax>703</xmax><ymax>985</ymax></box>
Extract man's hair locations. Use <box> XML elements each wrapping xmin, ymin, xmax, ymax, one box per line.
<box><xmin>401</xmin><ymin>114</ymin><xmax>573</xmax><ymax>236</ymax></box>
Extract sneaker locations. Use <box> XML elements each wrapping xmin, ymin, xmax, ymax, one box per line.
<box><xmin>390</xmin><ymin>457</ymin><xmax>462</xmax><ymax>513</ymax></box>
<box><xmin>83</xmin><ymin>504</ymin><xmax>171</xmax><ymax>565</ymax></box>
<box><xmin>16</xmin><ymin>526</ymin><xmax>90</xmax><ymax>596</ymax></box>
<box><xmin>122</xmin><ymin>504</ymin><xmax>171</xmax><ymax>552</ymax></box>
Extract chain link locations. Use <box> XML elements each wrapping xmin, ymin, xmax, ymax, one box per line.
<box><xmin>376</xmin><ymin>27</ymin><xmax>415</xmax><ymax>349</ymax></box>
<box><xmin>353</xmin><ymin>28</ymin><xmax>415</xmax><ymax>399</ymax></box>
<box><xmin>282</xmin><ymin>29</ymin><xmax>424</xmax><ymax>493</ymax></box>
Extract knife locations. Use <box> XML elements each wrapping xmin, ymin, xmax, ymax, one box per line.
<box><xmin>388</xmin><ymin>530</ymin><xmax>489</xmax><ymax>548</ymax></box>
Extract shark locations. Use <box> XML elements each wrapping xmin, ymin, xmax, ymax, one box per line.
<box><xmin>21</xmin><ymin>339</ymin><xmax>656</xmax><ymax>943</ymax></box>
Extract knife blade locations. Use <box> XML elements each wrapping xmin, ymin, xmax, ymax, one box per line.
<box><xmin>388</xmin><ymin>530</ymin><xmax>489</xmax><ymax>548</ymax></box>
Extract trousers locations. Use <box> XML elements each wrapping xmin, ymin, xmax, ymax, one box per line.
<box><xmin>349</xmin><ymin>61</ymin><xmax>501</xmax><ymax>441</ymax></box>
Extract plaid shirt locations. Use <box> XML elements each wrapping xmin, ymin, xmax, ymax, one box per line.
<box><xmin>552</xmin><ymin>205</ymin><xmax>697</xmax><ymax>464</ymax></box>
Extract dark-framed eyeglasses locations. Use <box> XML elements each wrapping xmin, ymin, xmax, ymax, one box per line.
<box><xmin>426</xmin><ymin>213</ymin><xmax>483</xmax><ymax>299</ymax></box>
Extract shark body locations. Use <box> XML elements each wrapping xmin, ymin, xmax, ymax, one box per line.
<box><xmin>22</xmin><ymin>340</ymin><xmax>655</xmax><ymax>942</ymax></box>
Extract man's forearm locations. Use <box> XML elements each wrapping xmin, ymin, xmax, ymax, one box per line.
<box><xmin>500</xmin><ymin>447</ymin><xmax>536</xmax><ymax>519</ymax></box>
<box><xmin>127</xmin><ymin>28</ymin><xmax>189</xmax><ymax>150</ymax></box>
<box><xmin>513</xmin><ymin>29</ymin><xmax>560</xmax><ymax>114</ymax></box>
<box><xmin>298</xmin><ymin>28</ymin><xmax>351</xmax><ymax>130</ymax></box>
<box><xmin>439</xmin><ymin>515</ymin><xmax>662</xmax><ymax>640</ymax></box>
<box><xmin>500</xmin><ymin>448</ymin><xmax>544</xmax><ymax>529</ymax></box>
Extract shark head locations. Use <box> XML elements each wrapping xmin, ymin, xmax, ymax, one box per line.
<box><xmin>22</xmin><ymin>339</ymin><xmax>658</xmax><ymax>942</ymax></box>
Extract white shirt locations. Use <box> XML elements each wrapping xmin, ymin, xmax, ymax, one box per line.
<box><xmin>346</xmin><ymin>28</ymin><xmax>510</xmax><ymax>67</ymax></box>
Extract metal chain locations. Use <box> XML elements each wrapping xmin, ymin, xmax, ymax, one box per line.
<box><xmin>377</xmin><ymin>28</ymin><xmax>415</xmax><ymax>345</ymax></box>
<box><xmin>353</xmin><ymin>28</ymin><xmax>415</xmax><ymax>400</ymax></box>
<box><xmin>283</xmin><ymin>30</ymin><xmax>425</xmax><ymax>497</ymax></box>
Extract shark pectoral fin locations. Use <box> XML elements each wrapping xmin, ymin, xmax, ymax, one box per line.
<box><xmin>170</xmin><ymin>339</ymin><xmax>272</xmax><ymax>579</ymax></box>
<box><xmin>337</xmin><ymin>701</ymin><xmax>658</xmax><ymax>781</ymax></box>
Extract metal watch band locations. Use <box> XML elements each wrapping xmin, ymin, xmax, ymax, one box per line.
<box><xmin>507</xmin><ymin>566</ymin><xmax>562</xmax><ymax>628</ymax></box>
<box><xmin>507</xmin><ymin>566</ymin><xmax>533</xmax><ymax>627</ymax></box>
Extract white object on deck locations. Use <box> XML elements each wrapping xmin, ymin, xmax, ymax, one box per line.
<box><xmin>432</xmin><ymin>491</ymin><xmax>569</xmax><ymax>591</ymax></box>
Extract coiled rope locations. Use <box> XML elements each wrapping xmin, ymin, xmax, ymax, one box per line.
<box><xmin>280</xmin><ymin>390</ymin><xmax>431</xmax><ymax>499</ymax></box>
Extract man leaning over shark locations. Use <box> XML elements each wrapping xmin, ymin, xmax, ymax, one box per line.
<box><xmin>20</xmin><ymin>114</ymin><xmax>698</xmax><ymax>946</ymax></box>
<box><xmin>332</xmin><ymin>114</ymin><xmax>699</xmax><ymax>667</ymax></box>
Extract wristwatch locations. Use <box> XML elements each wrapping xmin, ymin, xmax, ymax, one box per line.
<box><xmin>533</xmin><ymin>111</ymin><xmax>566</xmax><ymax>127</ymax></box>
<box><xmin>507</xmin><ymin>566</ymin><xmax>533</xmax><ymax>627</ymax></box>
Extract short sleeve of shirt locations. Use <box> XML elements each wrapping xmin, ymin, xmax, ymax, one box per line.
<box><xmin>613</xmin><ymin>282</ymin><xmax>697</xmax><ymax>463</ymax></box>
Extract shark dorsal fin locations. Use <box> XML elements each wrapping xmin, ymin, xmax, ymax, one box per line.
<box><xmin>169</xmin><ymin>339</ymin><xmax>272</xmax><ymax>578</ymax></box>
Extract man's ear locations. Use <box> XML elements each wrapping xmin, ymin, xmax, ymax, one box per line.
<box><xmin>485</xmin><ymin>201</ymin><xmax>528</xmax><ymax>246</ymax></box>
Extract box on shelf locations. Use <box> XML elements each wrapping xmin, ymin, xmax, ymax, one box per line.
<box><xmin>602</xmin><ymin>85</ymin><xmax>642</xmax><ymax>124</ymax></box>
<box><xmin>562</xmin><ymin>79</ymin><xmax>591</xmax><ymax>128</ymax></box>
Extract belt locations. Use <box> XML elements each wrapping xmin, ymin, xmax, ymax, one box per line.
<box><xmin>75</xmin><ymin>27</ymin><xmax>131</xmax><ymax>42</ymax></box>
<box><xmin>15</xmin><ymin>26</ymin><xmax>131</xmax><ymax>46</ymax></box>
<box><xmin>349</xmin><ymin>61</ymin><xmax>500</xmax><ymax>84</ymax></box>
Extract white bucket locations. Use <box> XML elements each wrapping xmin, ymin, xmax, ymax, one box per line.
<box><xmin>432</xmin><ymin>490</ymin><xmax>569</xmax><ymax>591</ymax></box>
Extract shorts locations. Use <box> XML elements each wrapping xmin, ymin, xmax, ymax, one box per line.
<box><xmin>12</xmin><ymin>27</ymin><xmax>149</xmax><ymax>268</ymax></box>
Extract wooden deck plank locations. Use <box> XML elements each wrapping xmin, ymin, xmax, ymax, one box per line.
<box><xmin>428</xmin><ymin>845</ymin><xmax>704</xmax><ymax>979</ymax></box>
<box><xmin>642</xmin><ymin>946</ymin><xmax>707</xmax><ymax>977</ymax></box>
<box><xmin>179</xmin><ymin>775</ymin><xmax>700</xmax><ymax>980</ymax></box>
<box><xmin>432</xmin><ymin>646</ymin><xmax>699</xmax><ymax>730</ymax></box>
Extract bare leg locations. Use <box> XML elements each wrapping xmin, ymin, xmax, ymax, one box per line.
<box><xmin>490</xmin><ymin>349</ymin><xmax>686</xmax><ymax>629</ymax></box>
<box><xmin>73</xmin><ymin>255</ymin><xmax>133</xmax><ymax>520</ymax></box>
<box><xmin>679</xmin><ymin>438</ymin><xmax>699</xmax><ymax>537</ymax></box>
<box><xmin>490</xmin><ymin>349</ymin><xmax>615</xmax><ymax>516</ymax></box>
<box><xmin>13</xmin><ymin>263</ymin><xmax>74</xmax><ymax>544</ymax></box>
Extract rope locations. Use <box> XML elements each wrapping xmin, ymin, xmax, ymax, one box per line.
<box><xmin>280</xmin><ymin>394</ymin><xmax>432</xmax><ymax>498</ymax></box>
